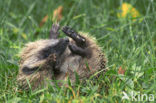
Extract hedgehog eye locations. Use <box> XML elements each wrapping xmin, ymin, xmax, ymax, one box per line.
<box><xmin>22</xmin><ymin>66</ymin><xmax>39</xmax><ymax>75</ymax></box>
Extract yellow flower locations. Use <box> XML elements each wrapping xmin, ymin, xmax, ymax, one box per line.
<box><xmin>117</xmin><ymin>3</ymin><xmax>140</xmax><ymax>21</ymax></box>
<box><xmin>22</xmin><ymin>33</ymin><xmax>27</xmax><ymax>40</ymax></box>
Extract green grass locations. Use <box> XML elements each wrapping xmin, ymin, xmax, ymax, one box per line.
<box><xmin>0</xmin><ymin>0</ymin><xmax>156</xmax><ymax>102</ymax></box>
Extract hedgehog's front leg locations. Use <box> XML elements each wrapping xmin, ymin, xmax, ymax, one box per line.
<box><xmin>62</xmin><ymin>26</ymin><xmax>89</xmax><ymax>57</ymax></box>
<box><xmin>68</xmin><ymin>43</ymin><xmax>87</xmax><ymax>56</ymax></box>
<box><xmin>50</xmin><ymin>23</ymin><xmax>60</xmax><ymax>39</ymax></box>
<box><xmin>62</xmin><ymin>26</ymin><xmax>86</xmax><ymax>47</ymax></box>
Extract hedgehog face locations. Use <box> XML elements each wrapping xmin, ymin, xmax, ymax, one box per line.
<box><xmin>20</xmin><ymin>38</ymin><xmax>69</xmax><ymax>75</ymax></box>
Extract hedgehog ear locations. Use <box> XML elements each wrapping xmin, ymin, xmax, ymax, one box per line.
<box><xmin>22</xmin><ymin>66</ymin><xmax>39</xmax><ymax>75</ymax></box>
<box><xmin>49</xmin><ymin>23</ymin><xmax>60</xmax><ymax>39</ymax></box>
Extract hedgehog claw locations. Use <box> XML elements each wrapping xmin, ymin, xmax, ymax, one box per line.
<box><xmin>50</xmin><ymin>23</ymin><xmax>60</xmax><ymax>39</ymax></box>
<box><xmin>62</xmin><ymin>26</ymin><xmax>86</xmax><ymax>47</ymax></box>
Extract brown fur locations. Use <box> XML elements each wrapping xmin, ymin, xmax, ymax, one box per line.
<box><xmin>17</xmin><ymin>32</ymin><xmax>107</xmax><ymax>90</ymax></box>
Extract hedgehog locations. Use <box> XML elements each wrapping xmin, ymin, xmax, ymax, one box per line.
<box><xmin>17</xmin><ymin>24</ymin><xmax>107</xmax><ymax>90</ymax></box>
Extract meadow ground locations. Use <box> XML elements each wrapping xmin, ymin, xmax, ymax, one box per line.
<box><xmin>0</xmin><ymin>0</ymin><xmax>156</xmax><ymax>102</ymax></box>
